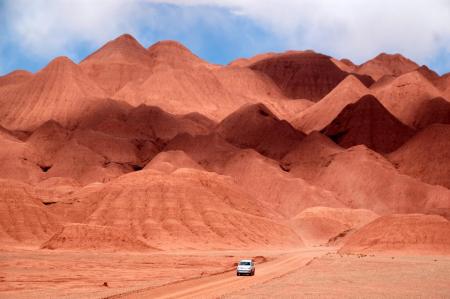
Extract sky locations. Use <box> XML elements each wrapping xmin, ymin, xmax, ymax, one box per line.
<box><xmin>0</xmin><ymin>0</ymin><xmax>449</xmax><ymax>76</ymax></box>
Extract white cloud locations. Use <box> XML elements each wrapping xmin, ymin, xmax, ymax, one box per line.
<box><xmin>3</xmin><ymin>0</ymin><xmax>145</xmax><ymax>59</ymax></box>
<box><xmin>2</xmin><ymin>0</ymin><xmax>450</xmax><ymax>70</ymax></box>
<box><xmin>146</xmin><ymin>0</ymin><xmax>450</xmax><ymax>65</ymax></box>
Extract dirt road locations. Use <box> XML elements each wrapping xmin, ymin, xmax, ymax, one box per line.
<box><xmin>108</xmin><ymin>247</ymin><xmax>332</xmax><ymax>299</ymax></box>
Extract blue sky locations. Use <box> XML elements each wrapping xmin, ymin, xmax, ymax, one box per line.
<box><xmin>1</xmin><ymin>0</ymin><xmax>449</xmax><ymax>76</ymax></box>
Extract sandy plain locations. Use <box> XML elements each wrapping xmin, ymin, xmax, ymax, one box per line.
<box><xmin>2</xmin><ymin>246</ymin><xmax>449</xmax><ymax>299</ymax></box>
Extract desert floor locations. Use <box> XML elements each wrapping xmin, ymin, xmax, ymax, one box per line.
<box><xmin>1</xmin><ymin>247</ymin><xmax>449</xmax><ymax>299</ymax></box>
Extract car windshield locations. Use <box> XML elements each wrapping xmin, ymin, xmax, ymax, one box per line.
<box><xmin>239</xmin><ymin>261</ymin><xmax>251</xmax><ymax>266</ymax></box>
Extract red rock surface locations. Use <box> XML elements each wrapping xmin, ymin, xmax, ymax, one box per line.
<box><xmin>53</xmin><ymin>169</ymin><xmax>303</xmax><ymax>249</ymax></box>
<box><xmin>321</xmin><ymin>94</ymin><xmax>415</xmax><ymax>153</ymax></box>
<box><xmin>435</xmin><ymin>73</ymin><xmax>450</xmax><ymax>100</ymax></box>
<box><xmin>0</xmin><ymin>133</ymin><xmax>43</xmax><ymax>184</ymax></box>
<box><xmin>314</xmin><ymin>145</ymin><xmax>450</xmax><ymax>217</ymax></box>
<box><xmin>282</xmin><ymin>132</ymin><xmax>344</xmax><ymax>181</ymax></box>
<box><xmin>45</xmin><ymin>138</ymin><xmax>127</xmax><ymax>185</ymax></box>
<box><xmin>339</xmin><ymin>214</ymin><xmax>450</xmax><ymax>255</ymax></box>
<box><xmin>26</xmin><ymin>120</ymin><xmax>71</xmax><ymax>167</ymax></box>
<box><xmin>388</xmin><ymin>124</ymin><xmax>450</xmax><ymax>189</ymax></box>
<box><xmin>220</xmin><ymin>149</ymin><xmax>345</xmax><ymax>218</ymax></box>
<box><xmin>290</xmin><ymin>207</ymin><xmax>378</xmax><ymax>246</ymax></box>
<box><xmin>413</xmin><ymin>97</ymin><xmax>450</xmax><ymax>129</ymax></box>
<box><xmin>165</xmin><ymin>132</ymin><xmax>239</xmax><ymax>173</ymax></box>
<box><xmin>123</xmin><ymin>105</ymin><xmax>215</xmax><ymax>141</ymax></box>
<box><xmin>41</xmin><ymin>224</ymin><xmax>155</xmax><ymax>251</ymax></box>
<box><xmin>0</xmin><ymin>70</ymin><xmax>33</xmax><ymax>88</ymax></box>
<box><xmin>0</xmin><ymin>180</ymin><xmax>60</xmax><ymax>246</ymax></box>
<box><xmin>216</xmin><ymin>103</ymin><xmax>305</xmax><ymax>159</ymax></box>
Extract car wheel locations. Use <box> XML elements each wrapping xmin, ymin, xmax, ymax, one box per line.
<box><xmin>237</xmin><ymin>273</ymin><xmax>240</xmax><ymax>276</ymax></box>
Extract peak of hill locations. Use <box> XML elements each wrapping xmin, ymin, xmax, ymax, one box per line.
<box><xmin>331</xmin><ymin>58</ymin><xmax>357</xmax><ymax>73</ymax></box>
<box><xmin>80</xmin><ymin>34</ymin><xmax>154</xmax><ymax>95</ymax></box>
<box><xmin>0</xmin><ymin>56</ymin><xmax>105</xmax><ymax>131</ymax></box>
<box><xmin>144</xmin><ymin>150</ymin><xmax>204</xmax><ymax>173</ymax></box>
<box><xmin>47</xmin><ymin>55</ymin><xmax>76</xmax><ymax>67</ymax></box>
<box><xmin>146</xmin><ymin>40</ymin><xmax>213</xmax><ymax>71</ymax></box>
<box><xmin>81</xmin><ymin>34</ymin><xmax>151</xmax><ymax>65</ymax></box>
<box><xmin>356</xmin><ymin>53</ymin><xmax>419</xmax><ymax>80</ymax></box>
<box><xmin>250</xmin><ymin>51</ymin><xmax>356</xmax><ymax>101</ymax></box>
<box><xmin>321</xmin><ymin>94</ymin><xmax>415</xmax><ymax>153</ymax></box>
<box><xmin>112</xmin><ymin>55</ymin><xmax>246</xmax><ymax>121</ymax></box>
<box><xmin>415</xmin><ymin>65</ymin><xmax>440</xmax><ymax>82</ymax></box>
<box><xmin>147</xmin><ymin>40</ymin><xmax>202</xmax><ymax>62</ymax></box>
<box><xmin>229</xmin><ymin>52</ymin><xmax>277</xmax><ymax>67</ymax></box>
<box><xmin>372</xmin><ymin>70</ymin><xmax>443</xmax><ymax>127</ymax></box>
<box><xmin>216</xmin><ymin>103</ymin><xmax>305</xmax><ymax>159</ymax></box>
<box><xmin>293</xmin><ymin>75</ymin><xmax>370</xmax><ymax>133</ymax></box>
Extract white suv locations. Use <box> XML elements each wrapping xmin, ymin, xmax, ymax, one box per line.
<box><xmin>236</xmin><ymin>259</ymin><xmax>255</xmax><ymax>276</ymax></box>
